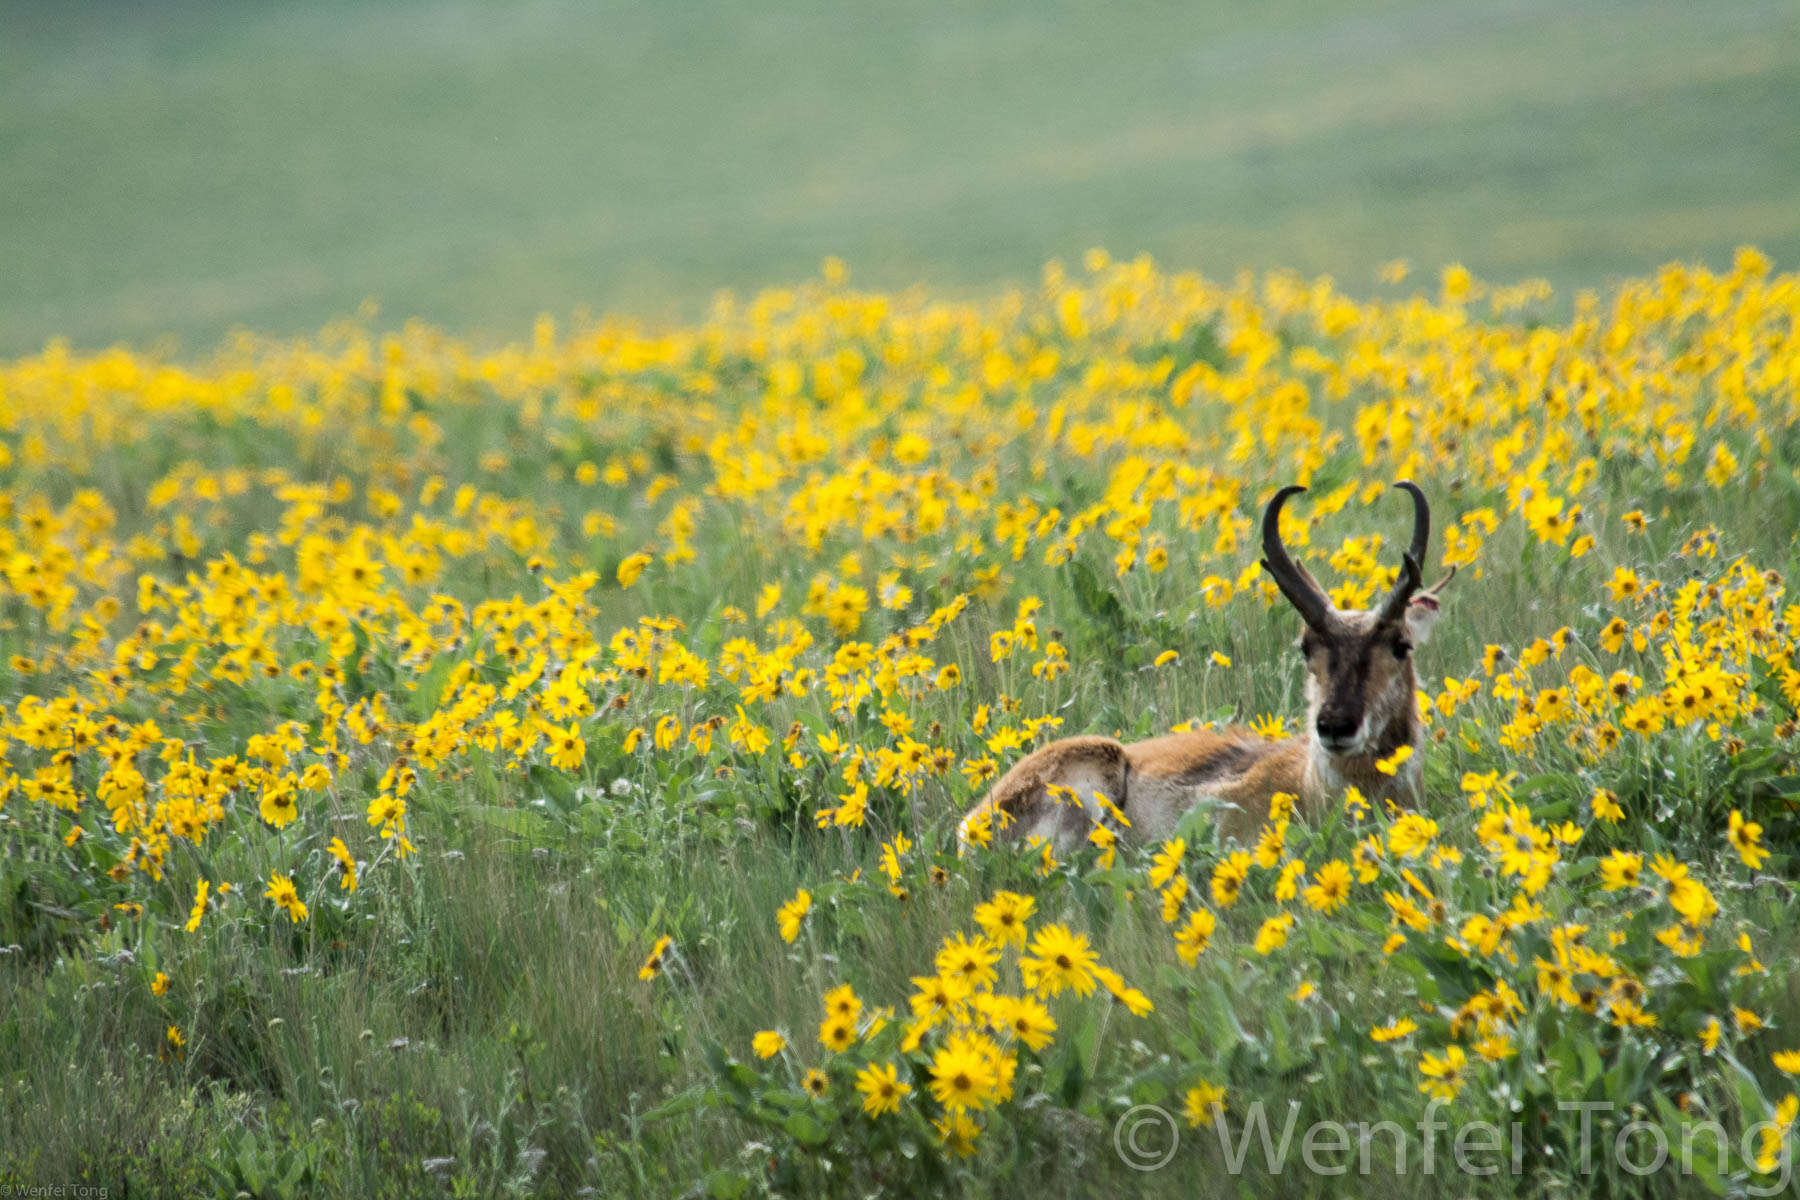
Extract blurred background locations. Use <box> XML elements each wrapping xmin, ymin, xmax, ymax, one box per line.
<box><xmin>4</xmin><ymin>0</ymin><xmax>1798</xmax><ymax>355</ymax></box>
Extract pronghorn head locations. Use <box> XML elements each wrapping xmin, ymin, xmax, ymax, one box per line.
<box><xmin>1260</xmin><ymin>481</ymin><xmax>1453</xmax><ymax>758</ymax></box>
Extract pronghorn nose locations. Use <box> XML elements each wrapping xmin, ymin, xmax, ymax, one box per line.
<box><xmin>1316</xmin><ymin>712</ymin><xmax>1358</xmax><ymax>743</ymax></box>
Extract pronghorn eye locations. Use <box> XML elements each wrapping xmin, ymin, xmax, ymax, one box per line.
<box><xmin>1393</xmin><ymin>640</ymin><xmax>1413</xmax><ymax>660</ymax></box>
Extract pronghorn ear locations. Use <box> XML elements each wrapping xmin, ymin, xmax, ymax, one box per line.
<box><xmin>1404</xmin><ymin>594</ymin><xmax>1442</xmax><ymax>645</ymax></box>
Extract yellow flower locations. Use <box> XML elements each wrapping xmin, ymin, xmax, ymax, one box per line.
<box><xmin>1087</xmin><ymin>824</ymin><xmax>1117</xmax><ymax>870</ymax></box>
<box><xmin>992</xmin><ymin>994</ymin><xmax>1057</xmax><ymax>1051</ymax></box>
<box><xmin>263</xmin><ymin>872</ymin><xmax>308</xmax><ymax>924</ymax></box>
<box><xmin>777</xmin><ymin>888</ymin><xmax>812</xmax><ymax>943</ymax></box>
<box><xmin>1184</xmin><ymin>1081</ymin><xmax>1227</xmax><ymax>1128</ymax></box>
<box><xmin>752</xmin><ymin>1030</ymin><xmax>786</xmax><ymax>1059</ymax></box>
<box><xmin>1591</xmin><ymin>789</ymin><xmax>1624</xmax><ymax>823</ymax></box>
<box><xmin>616</xmin><ymin>552</ymin><xmax>653</xmax><ymax>588</ymax></box>
<box><xmin>823</xmin><ymin>983</ymin><xmax>862</xmax><ymax>1022</ymax></box>
<box><xmin>1249</xmin><ymin>714</ymin><xmax>1288</xmax><ymax>740</ymax></box>
<box><xmin>1600</xmin><ymin>850</ymin><xmax>1643</xmax><ymax>891</ymax></box>
<box><xmin>1211</xmin><ymin>851</ymin><xmax>1251</xmax><ymax>907</ymax></box>
<box><xmin>936</xmin><ymin>934</ymin><xmax>1000</xmax><ymax>991</ymax></box>
<box><xmin>1387</xmin><ymin>814</ymin><xmax>1438</xmax><ymax>859</ymax></box>
<box><xmin>1756</xmin><ymin>1094</ymin><xmax>1799</xmax><ymax>1172</ymax></box>
<box><xmin>1019</xmin><ymin>924</ymin><xmax>1098</xmax><ymax>997</ymax></box>
<box><xmin>1729</xmin><ymin>810</ymin><xmax>1769</xmax><ymax>870</ymax></box>
<box><xmin>327</xmin><ymin>836</ymin><xmax>358</xmax><ymax>893</ymax></box>
<box><xmin>258</xmin><ymin>777</ymin><xmax>299</xmax><ymax>828</ymax></box>
<box><xmin>856</xmin><ymin>1061</ymin><xmax>910</xmax><ymax>1116</ymax></box>
<box><xmin>1606</xmin><ymin>566</ymin><xmax>1642</xmax><ymax>602</ymax></box>
<box><xmin>1148</xmin><ymin>838</ymin><xmax>1186</xmax><ymax>888</ymax></box>
<box><xmin>546</xmin><ymin>722</ymin><xmax>585</xmax><ymax>771</ymax></box>
<box><xmin>1303</xmin><ymin>860</ymin><xmax>1352</xmax><ymax>913</ymax></box>
<box><xmin>929</xmin><ymin>1035</ymin><xmax>999</xmax><ymax>1112</ymax></box>
<box><xmin>1094</xmin><ymin>966</ymin><xmax>1154</xmax><ymax>1017</ymax></box>
<box><xmin>1160</xmin><ymin>875</ymin><xmax>1189</xmax><ymax>922</ymax></box>
<box><xmin>1173</xmin><ymin>907</ymin><xmax>1216</xmax><ymax>966</ymax></box>
<box><xmin>936</xmin><ymin>1111</ymin><xmax>981</xmax><ymax>1157</ymax></box>
<box><xmin>973</xmin><ymin>890</ymin><xmax>1036</xmax><ymax>949</ymax></box>
<box><xmin>185</xmin><ymin>879</ymin><xmax>210</xmax><ymax>933</ymax></box>
<box><xmin>1375</xmin><ymin>745</ymin><xmax>1413</xmax><ymax>776</ymax></box>
<box><xmin>1417</xmin><ymin>1045</ymin><xmax>1469</xmax><ymax>1101</ymax></box>
<box><xmin>910</xmin><ymin>972</ymin><xmax>973</xmax><ymax>1024</ymax></box>
<box><xmin>1153</xmin><ymin>649</ymin><xmax>1178</xmax><ymax>668</ymax></box>
<box><xmin>638</xmin><ymin>934</ymin><xmax>672</xmax><ymax>980</ymax></box>
<box><xmin>819</xmin><ymin>1014</ymin><xmax>856</xmax><ymax>1052</ymax></box>
<box><xmin>1253</xmin><ymin>913</ymin><xmax>1294</xmax><ymax>955</ymax></box>
<box><xmin>1371</xmin><ymin>1017</ymin><xmax>1418</xmax><ymax>1042</ymax></box>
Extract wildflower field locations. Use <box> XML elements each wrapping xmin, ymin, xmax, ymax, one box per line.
<box><xmin>4</xmin><ymin>249</ymin><xmax>1800</xmax><ymax>1197</ymax></box>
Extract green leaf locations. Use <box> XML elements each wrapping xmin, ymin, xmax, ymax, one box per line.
<box><xmin>762</xmin><ymin>1089</ymin><xmax>811</xmax><ymax>1111</ymax></box>
<box><xmin>1058</xmin><ymin>1052</ymin><xmax>1087</xmax><ymax>1107</ymax></box>
<box><xmin>1068</xmin><ymin>558</ymin><xmax>1128</xmax><ymax>633</ymax></box>
<box><xmin>465</xmin><ymin>805</ymin><xmax>544</xmax><ymax>837</ymax></box>
<box><xmin>1198</xmin><ymin>979</ymin><xmax>1251</xmax><ymax>1053</ymax></box>
<box><xmin>1578</xmin><ymin>1039</ymin><xmax>1604</xmax><ymax>1092</ymax></box>
<box><xmin>783</xmin><ymin>1111</ymin><xmax>830</xmax><ymax>1146</ymax></box>
<box><xmin>527</xmin><ymin>762</ymin><xmax>580</xmax><ymax>812</ymax></box>
<box><xmin>1512</xmin><ymin>773</ymin><xmax>1573</xmax><ymax>801</ymax></box>
<box><xmin>642</xmin><ymin>1087</ymin><xmax>710</xmax><ymax>1123</ymax></box>
<box><xmin>705</xmin><ymin>1171</ymin><xmax>750</xmax><ymax>1200</ymax></box>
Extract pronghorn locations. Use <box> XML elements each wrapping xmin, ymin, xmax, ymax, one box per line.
<box><xmin>958</xmin><ymin>481</ymin><xmax>1452</xmax><ymax>850</ymax></box>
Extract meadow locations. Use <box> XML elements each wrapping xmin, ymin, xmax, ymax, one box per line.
<box><xmin>6</xmin><ymin>0</ymin><xmax>1800</xmax><ymax>355</ymax></box>
<box><xmin>1</xmin><ymin>248</ymin><xmax>1799</xmax><ymax>1197</ymax></box>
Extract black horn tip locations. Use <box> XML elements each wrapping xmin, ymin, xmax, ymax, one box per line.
<box><xmin>1264</xmin><ymin>483</ymin><xmax>1308</xmax><ymax>512</ymax></box>
<box><xmin>1261</xmin><ymin>485</ymin><xmax>1307</xmax><ymax>535</ymax></box>
<box><xmin>1262</xmin><ymin>484</ymin><xmax>1308</xmax><ymax>526</ymax></box>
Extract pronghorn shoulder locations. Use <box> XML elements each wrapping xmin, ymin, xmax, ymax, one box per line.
<box><xmin>1210</xmin><ymin>741</ymin><xmax>1312</xmax><ymax>844</ymax></box>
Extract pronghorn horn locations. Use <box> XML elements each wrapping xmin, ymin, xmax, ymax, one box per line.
<box><xmin>1259</xmin><ymin>485</ymin><xmax>1337</xmax><ymax>632</ymax></box>
<box><xmin>1375</xmin><ymin>480</ymin><xmax>1431</xmax><ymax>625</ymax></box>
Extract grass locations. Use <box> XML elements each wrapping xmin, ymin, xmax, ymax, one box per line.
<box><xmin>4</xmin><ymin>247</ymin><xmax>1800</xmax><ymax>1195</ymax></box>
<box><xmin>4</xmin><ymin>0</ymin><xmax>1800</xmax><ymax>353</ymax></box>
